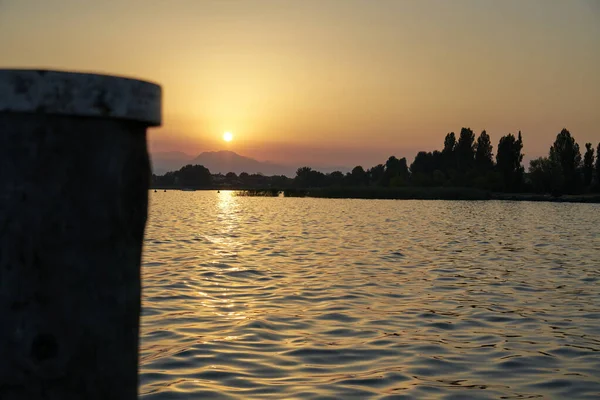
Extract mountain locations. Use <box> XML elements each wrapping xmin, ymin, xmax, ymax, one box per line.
<box><xmin>151</xmin><ymin>150</ymin><xmax>350</xmax><ymax>177</ymax></box>
<box><xmin>150</xmin><ymin>151</ymin><xmax>193</xmax><ymax>175</ymax></box>
<box><xmin>189</xmin><ymin>151</ymin><xmax>296</xmax><ymax>176</ymax></box>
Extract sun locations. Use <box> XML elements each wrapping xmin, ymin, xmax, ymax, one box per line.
<box><xmin>223</xmin><ymin>131</ymin><xmax>233</xmax><ymax>142</ymax></box>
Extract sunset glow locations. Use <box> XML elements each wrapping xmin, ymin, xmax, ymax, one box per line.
<box><xmin>2</xmin><ymin>3</ymin><xmax>598</xmax><ymax>398</ymax></box>
<box><xmin>1</xmin><ymin>0</ymin><xmax>598</xmax><ymax>167</ymax></box>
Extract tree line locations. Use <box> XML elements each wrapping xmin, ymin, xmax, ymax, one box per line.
<box><xmin>152</xmin><ymin>128</ymin><xmax>600</xmax><ymax>195</ymax></box>
<box><xmin>293</xmin><ymin>128</ymin><xmax>599</xmax><ymax>195</ymax></box>
<box><xmin>152</xmin><ymin>165</ymin><xmax>291</xmax><ymax>189</ymax></box>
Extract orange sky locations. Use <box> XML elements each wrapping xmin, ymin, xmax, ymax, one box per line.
<box><xmin>1</xmin><ymin>0</ymin><xmax>599</xmax><ymax>167</ymax></box>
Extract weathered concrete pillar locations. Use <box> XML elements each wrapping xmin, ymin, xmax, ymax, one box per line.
<box><xmin>0</xmin><ymin>69</ymin><xmax>161</xmax><ymax>399</ymax></box>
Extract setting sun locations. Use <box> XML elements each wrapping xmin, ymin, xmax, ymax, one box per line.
<box><xmin>2</xmin><ymin>2</ymin><xmax>599</xmax><ymax>399</ymax></box>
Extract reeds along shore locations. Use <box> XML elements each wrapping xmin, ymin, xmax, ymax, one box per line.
<box><xmin>233</xmin><ymin>187</ymin><xmax>600</xmax><ymax>203</ymax></box>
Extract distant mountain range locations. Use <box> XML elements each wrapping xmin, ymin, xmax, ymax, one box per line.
<box><xmin>150</xmin><ymin>150</ymin><xmax>350</xmax><ymax>177</ymax></box>
<box><xmin>150</xmin><ymin>151</ymin><xmax>192</xmax><ymax>175</ymax></box>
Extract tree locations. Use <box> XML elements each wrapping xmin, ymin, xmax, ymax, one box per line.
<box><xmin>177</xmin><ymin>164</ymin><xmax>212</xmax><ymax>188</ymax></box>
<box><xmin>411</xmin><ymin>152</ymin><xmax>432</xmax><ymax>175</ymax></box>
<box><xmin>549</xmin><ymin>129</ymin><xmax>581</xmax><ymax>193</ymax></box>
<box><xmin>270</xmin><ymin>175</ymin><xmax>293</xmax><ymax>188</ymax></box>
<box><xmin>295</xmin><ymin>167</ymin><xmax>325</xmax><ymax>187</ymax></box>
<box><xmin>397</xmin><ymin>157</ymin><xmax>410</xmax><ymax>184</ymax></box>
<box><xmin>384</xmin><ymin>156</ymin><xmax>409</xmax><ymax>187</ymax></box>
<box><xmin>475</xmin><ymin>130</ymin><xmax>494</xmax><ymax>170</ymax></box>
<box><xmin>225</xmin><ymin>172</ymin><xmax>238</xmax><ymax>179</ymax></box>
<box><xmin>410</xmin><ymin>151</ymin><xmax>442</xmax><ymax>175</ymax></box>
<box><xmin>496</xmin><ymin>131</ymin><xmax>524</xmax><ymax>192</ymax></box>
<box><xmin>597</xmin><ymin>143</ymin><xmax>600</xmax><ymax>190</ymax></box>
<box><xmin>529</xmin><ymin>157</ymin><xmax>562</xmax><ymax>194</ymax></box>
<box><xmin>410</xmin><ymin>151</ymin><xmax>436</xmax><ymax>186</ymax></box>
<box><xmin>443</xmin><ymin>132</ymin><xmax>456</xmax><ymax>153</ymax></box>
<box><xmin>248</xmin><ymin>173</ymin><xmax>269</xmax><ymax>187</ymax></box>
<box><xmin>382</xmin><ymin>156</ymin><xmax>409</xmax><ymax>186</ymax></box>
<box><xmin>327</xmin><ymin>171</ymin><xmax>345</xmax><ymax>186</ymax></box>
<box><xmin>295</xmin><ymin>167</ymin><xmax>313</xmax><ymax>187</ymax></box>
<box><xmin>152</xmin><ymin>172</ymin><xmax>176</xmax><ymax>187</ymax></box>
<box><xmin>442</xmin><ymin>132</ymin><xmax>457</xmax><ymax>172</ymax></box>
<box><xmin>455</xmin><ymin>127</ymin><xmax>476</xmax><ymax>173</ymax></box>
<box><xmin>583</xmin><ymin>143</ymin><xmax>594</xmax><ymax>188</ymax></box>
<box><xmin>367</xmin><ymin>164</ymin><xmax>385</xmax><ymax>186</ymax></box>
<box><xmin>347</xmin><ymin>166</ymin><xmax>367</xmax><ymax>186</ymax></box>
<box><xmin>157</xmin><ymin>171</ymin><xmax>176</xmax><ymax>186</ymax></box>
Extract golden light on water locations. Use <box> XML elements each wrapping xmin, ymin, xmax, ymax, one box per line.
<box><xmin>140</xmin><ymin>193</ymin><xmax>600</xmax><ymax>397</ymax></box>
<box><xmin>215</xmin><ymin>190</ymin><xmax>239</xmax><ymax>252</ymax></box>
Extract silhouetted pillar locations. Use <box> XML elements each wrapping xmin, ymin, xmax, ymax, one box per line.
<box><xmin>0</xmin><ymin>69</ymin><xmax>161</xmax><ymax>399</ymax></box>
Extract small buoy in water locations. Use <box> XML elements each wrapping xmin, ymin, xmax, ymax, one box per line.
<box><xmin>217</xmin><ymin>190</ymin><xmax>220</xmax><ymax>193</ymax></box>
<box><xmin>164</xmin><ymin>189</ymin><xmax>167</xmax><ymax>192</ymax></box>
<box><xmin>154</xmin><ymin>189</ymin><xmax>157</xmax><ymax>193</ymax></box>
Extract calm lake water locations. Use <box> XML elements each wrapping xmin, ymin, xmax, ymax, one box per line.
<box><xmin>140</xmin><ymin>191</ymin><xmax>600</xmax><ymax>399</ymax></box>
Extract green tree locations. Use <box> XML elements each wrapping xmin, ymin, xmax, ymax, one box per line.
<box><xmin>475</xmin><ymin>130</ymin><xmax>494</xmax><ymax>170</ymax></box>
<box><xmin>583</xmin><ymin>143</ymin><xmax>594</xmax><ymax>187</ymax></box>
<box><xmin>496</xmin><ymin>131</ymin><xmax>524</xmax><ymax>192</ymax></box>
<box><xmin>549</xmin><ymin>129</ymin><xmax>581</xmax><ymax>193</ymax></box>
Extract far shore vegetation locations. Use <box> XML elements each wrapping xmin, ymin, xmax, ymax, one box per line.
<box><xmin>151</xmin><ymin>128</ymin><xmax>600</xmax><ymax>203</ymax></box>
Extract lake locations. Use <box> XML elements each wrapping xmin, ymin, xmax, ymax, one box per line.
<box><xmin>140</xmin><ymin>191</ymin><xmax>600</xmax><ymax>399</ymax></box>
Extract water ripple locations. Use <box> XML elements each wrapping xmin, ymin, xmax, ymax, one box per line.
<box><xmin>141</xmin><ymin>192</ymin><xmax>600</xmax><ymax>399</ymax></box>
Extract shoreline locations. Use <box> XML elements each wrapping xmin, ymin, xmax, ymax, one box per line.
<box><xmin>150</xmin><ymin>186</ymin><xmax>600</xmax><ymax>204</ymax></box>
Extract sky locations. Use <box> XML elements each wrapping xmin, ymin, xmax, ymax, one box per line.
<box><xmin>1</xmin><ymin>0</ymin><xmax>599</xmax><ymax>168</ymax></box>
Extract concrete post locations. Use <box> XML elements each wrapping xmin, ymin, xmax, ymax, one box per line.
<box><xmin>0</xmin><ymin>69</ymin><xmax>161</xmax><ymax>399</ymax></box>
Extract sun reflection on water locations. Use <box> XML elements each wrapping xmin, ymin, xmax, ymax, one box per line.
<box><xmin>142</xmin><ymin>194</ymin><xmax>600</xmax><ymax>399</ymax></box>
<box><xmin>208</xmin><ymin>190</ymin><xmax>241</xmax><ymax>253</ymax></box>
